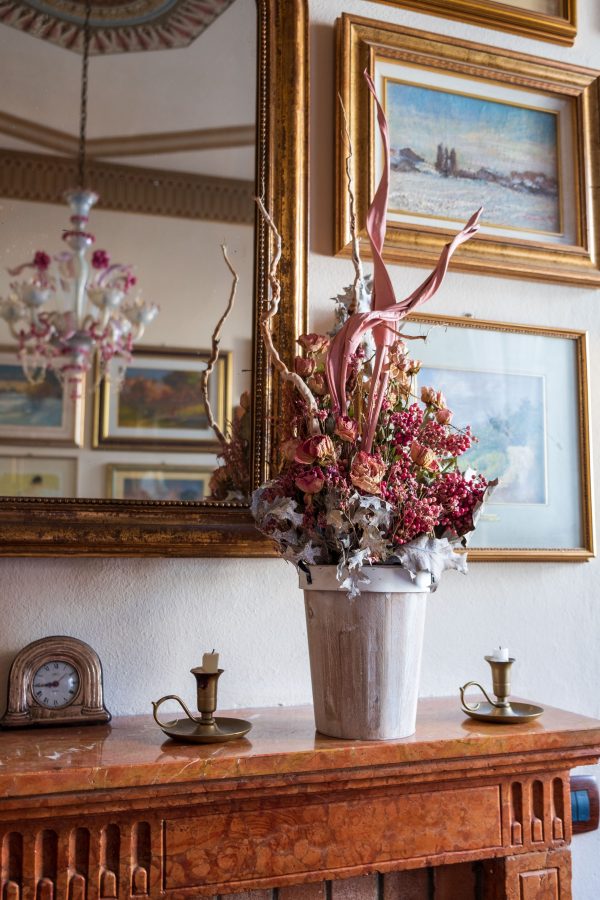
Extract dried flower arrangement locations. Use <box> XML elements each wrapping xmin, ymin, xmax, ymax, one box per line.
<box><xmin>250</xmin><ymin>73</ymin><xmax>496</xmax><ymax>595</ymax></box>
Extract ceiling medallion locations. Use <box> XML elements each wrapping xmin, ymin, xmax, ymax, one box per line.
<box><xmin>0</xmin><ymin>0</ymin><xmax>236</xmax><ymax>53</ymax></box>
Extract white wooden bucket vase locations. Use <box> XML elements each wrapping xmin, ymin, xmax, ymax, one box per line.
<box><xmin>299</xmin><ymin>565</ymin><xmax>431</xmax><ymax>741</ymax></box>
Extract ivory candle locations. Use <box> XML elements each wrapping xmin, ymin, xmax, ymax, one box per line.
<box><xmin>491</xmin><ymin>646</ymin><xmax>509</xmax><ymax>662</ymax></box>
<box><xmin>202</xmin><ymin>650</ymin><xmax>219</xmax><ymax>672</ymax></box>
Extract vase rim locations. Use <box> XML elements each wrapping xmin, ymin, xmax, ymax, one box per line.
<box><xmin>299</xmin><ymin>564</ymin><xmax>431</xmax><ymax>594</ymax></box>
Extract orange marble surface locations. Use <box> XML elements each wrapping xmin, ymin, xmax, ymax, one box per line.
<box><xmin>0</xmin><ymin>699</ymin><xmax>598</xmax><ymax>799</ymax></box>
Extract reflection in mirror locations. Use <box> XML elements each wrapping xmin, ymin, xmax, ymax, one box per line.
<box><xmin>0</xmin><ymin>0</ymin><xmax>256</xmax><ymax>502</ymax></box>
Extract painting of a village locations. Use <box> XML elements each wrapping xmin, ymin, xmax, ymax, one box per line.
<box><xmin>385</xmin><ymin>79</ymin><xmax>561</xmax><ymax>235</ymax></box>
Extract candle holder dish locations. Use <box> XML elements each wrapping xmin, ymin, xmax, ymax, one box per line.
<box><xmin>460</xmin><ymin>656</ymin><xmax>544</xmax><ymax>724</ymax></box>
<box><xmin>152</xmin><ymin>668</ymin><xmax>252</xmax><ymax>743</ymax></box>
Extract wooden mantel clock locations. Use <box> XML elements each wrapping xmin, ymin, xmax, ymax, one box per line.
<box><xmin>0</xmin><ymin>636</ymin><xmax>110</xmax><ymax>728</ymax></box>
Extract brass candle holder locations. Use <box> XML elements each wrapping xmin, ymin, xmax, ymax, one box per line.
<box><xmin>152</xmin><ymin>668</ymin><xmax>252</xmax><ymax>743</ymax></box>
<box><xmin>460</xmin><ymin>656</ymin><xmax>544</xmax><ymax>724</ymax></box>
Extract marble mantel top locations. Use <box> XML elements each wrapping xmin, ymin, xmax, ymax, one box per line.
<box><xmin>0</xmin><ymin>700</ymin><xmax>599</xmax><ymax>799</ymax></box>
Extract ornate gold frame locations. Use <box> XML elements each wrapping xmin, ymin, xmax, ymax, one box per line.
<box><xmin>336</xmin><ymin>15</ymin><xmax>600</xmax><ymax>286</ymax></box>
<box><xmin>407</xmin><ymin>312</ymin><xmax>594</xmax><ymax>562</ymax></box>
<box><xmin>369</xmin><ymin>0</ymin><xmax>576</xmax><ymax>46</ymax></box>
<box><xmin>0</xmin><ymin>0</ymin><xmax>308</xmax><ymax>557</ymax></box>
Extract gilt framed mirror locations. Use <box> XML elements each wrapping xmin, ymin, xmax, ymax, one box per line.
<box><xmin>0</xmin><ymin>0</ymin><xmax>307</xmax><ymax>555</ymax></box>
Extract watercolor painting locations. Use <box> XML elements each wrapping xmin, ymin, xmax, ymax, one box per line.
<box><xmin>420</xmin><ymin>366</ymin><xmax>547</xmax><ymax>504</ymax></box>
<box><xmin>385</xmin><ymin>79</ymin><xmax>561</xmax><ymax>234</ymax></box>
<box><xmin>0</xmin><ymin>364</ymin><xmax>63</xmax><ymax>428</ymax></box>
<box><xmin>117</xmin><ymin>367</ymin><xmax>207</xmax><ymax>432</ymax></box>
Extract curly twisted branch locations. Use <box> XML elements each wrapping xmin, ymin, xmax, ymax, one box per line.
<box><xmin>255</xmin><ymin>197</ymin><xmax>320</xmax><ymax>433</ymax></box>
<box><xmin>200</xmin><ymin>243</ymin><xmax>238</xmax><ymax>446</ymax></box>
<box><xmin>339</xmin><ymin>93</ymin><xmax>364</xmax><ymax>316</ymax></box>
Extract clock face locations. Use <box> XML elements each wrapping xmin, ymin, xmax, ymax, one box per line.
<box><xmin>32</xmin><ymin>661</ymin><xmax>80</xmax><ymax>709</ymax></box>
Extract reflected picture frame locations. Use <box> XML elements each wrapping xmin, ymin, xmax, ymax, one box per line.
<box><xmin>336</xmin><ymin>16</ymin><xmax>600</xmax><ymax>286</ymax></box>
<box><xmin>368</xmin><ymin>0</ymin><xmax>576</xmax><ymax>46</ymax></box>
<box><xmin>0</xmin><ymin>348</ymin><xmax>84</xmax><ymax>447</ymax></box>
<box><xmin>0</xmin><ymin>455</ymin><xmax>78</xmax><ymax>499</ymax></box>
<box><xmin>94</xmin><ymin>346</ymin><xmax>232</xmax><ymax>452</ymax></box>
<box><xmin>107</xmin><ymin>464</ymin><xmax>213</xmax><ymax>502</ymax></box>
<box><xmin>407</xmin><ymin>312</ymin><xmax>594</xmax><ymax>561</ymax></box>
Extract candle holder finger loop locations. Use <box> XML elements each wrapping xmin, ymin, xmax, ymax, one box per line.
<box><xmin>459</xmin><ymin>681</ymin><xmax>499</xmax><ymax>712</ymax></box>
<box><xmin>152</xmin><ymin>694</ymin><xmax>199</xmax><ymax>729</ymax></box>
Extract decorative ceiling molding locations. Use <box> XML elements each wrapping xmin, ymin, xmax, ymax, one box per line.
<box><xmin>88</xmin><ymin>124</ymin><xmax>256</xmax><ymax>157</ymax></box>
<box><xmin>0</xmin><ymin>0</ymin><xmax>238</xmax><ymax>54</ymax></box>
<box><xmin>0</xmin><ymin>111</ymin><xmax>255</xmax><ymax>157</ymax></box>
<box><xmin>0</xmin><ymin>148</ymin><xmax>254</xmax><ymax>223</ymax></box>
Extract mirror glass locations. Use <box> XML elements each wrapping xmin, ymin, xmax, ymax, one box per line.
<box><xmin>0</xmin><ymin>0</ymin><xmax>255</xmax><ymax>502</ymax></box>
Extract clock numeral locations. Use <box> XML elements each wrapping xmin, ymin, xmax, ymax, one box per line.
<box><xmin>44</xmin><ymin>697</ymin><xmax>49</xmax><ymax>704</ymax></box>
<box><xmin>54</xmin><ymin>663</ymin><xmax>59</xmax><ymax>669</ymax></box>
<box><xmin>36</xmin><ymin>690</ymin><xmax>41</xmax><ymax>697</ymax></box>
<box><xmin>44</xmin><ymin>666</ymin><xmax>49</xmax><ymax>672</ymax></box>
<box><xmin>69</xmin><ymin>690</ymin><xmax>74</xmax><ymax>695</ymax></box>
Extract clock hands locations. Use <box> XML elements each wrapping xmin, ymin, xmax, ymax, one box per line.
<box><xmin>36</xmin><ymin>672</ymin><xmax>75</xmax><ymax>690</ymax></box>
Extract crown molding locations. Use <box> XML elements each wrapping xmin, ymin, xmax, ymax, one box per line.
<box><xmin>0</xmin><ymin>148</ymin><xmax>254</xmax><ymax>224</ymax></box>
<box><xmin>0</xmin><ymin>111</ymin><xmax>255</xmax><ymax>157</ymax></box>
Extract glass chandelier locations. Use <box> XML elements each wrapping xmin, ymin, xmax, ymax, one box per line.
<box><xmin>0</xmin><ymin>0</ymin><xmax>158</xmax><ymax>397</ymax></box>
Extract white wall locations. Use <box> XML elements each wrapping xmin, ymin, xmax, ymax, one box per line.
<box><xmin>1</xmin><ymin>0</ymin><xmax>600</xmax><ymax>895</ymax></box>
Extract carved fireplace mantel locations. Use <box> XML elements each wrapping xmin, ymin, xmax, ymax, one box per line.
<box><xmin>0</xmin><ymin>699</ymin><xmax>599</xmax><ymax>899</ymax></box>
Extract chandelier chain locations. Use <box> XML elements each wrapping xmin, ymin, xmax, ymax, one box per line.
<box><xmin>78</xmin><ymin>0</ymin><xmax>92</xmax><ymax>188</ymax></box>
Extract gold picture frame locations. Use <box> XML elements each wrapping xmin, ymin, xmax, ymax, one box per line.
<box><xmin>93</xmin><ymin>346</ymin><xmax>232</xmax><ymax>452</ymax></box>
<box><xmin>368</xmin><ymin>0</ymin><xmax>576</xmax><ymax>46</ymax></box>
<box><xmin>336</xmin><ymin>15</ymin><xmax>600</xmax><ymax>286</ymax></box>
<box><xmin>407</xmin><ymin>312</ymin><xmax>594</xmax><ymax>562</ymax></box>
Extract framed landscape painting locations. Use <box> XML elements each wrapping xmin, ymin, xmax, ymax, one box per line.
<box><xmin>336</xmin><ymin>16</ymin><xmax>600</xmax><ymax>286</ymax></box>
<box><xmin>107</xmin><ymin>465</ymin><xmax>212</xmax><ymax>501</ymax></box>
<box><xmin>407</xmin><ymin>313</ymin><xmax>593</xmax><ymax>561</ymax></box>
<box><xmin>0</xmin><ymin>456</ymin><xmax>77</xmax><ymax>498</ymax></box>
<box><xmin>94</xmin><ymin>346</ymin><xmax>232</xmax><ymax>451</ymax></box>
<box><xmin>0</xmin><ymin>349</ymin><xmax>84</xmax><ymax>446</ymax></box>
<box><xmin>369</xmin><ymin>0</ymin><xmax>576</xmax><ymax>45</ymax></box>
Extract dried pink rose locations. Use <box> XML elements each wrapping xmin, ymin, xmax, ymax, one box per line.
<box><xmin>420</xmin><ymin>386</ymin><xmax>446</xmax><ymax>408</ymax></box>
<box><xmin>334</xmin><ymin>415</ymin><xmax>359</xmax><ymax>443</ymax></box>
<box><xmin>410</xmin><ymin>441</ymin><xmax>439</xmax><ymax>471</ymax></box>
<box><xmin>307</xmin><ymin>373</ymin><xmax>328</xmax><ymax>396</ymax></box>
<box><xmin>297</xmin><ymin>333</ymin><xmax>330</xmax><ymax>355</ymax></box>
<box><xmin>436</xmin><ymin>407</ymin><xmax>453</xmax><ymax>425</ymax></box>
<box><xmin>350</xmin><ymin>451</ymin><xmax>387</xmax><ymax>495</ymax></box>
<box><xmin>295</xmin><ymin>434</ymin><xmax>336</xmax><ymax>465</ymax></box>
<box><xmin>294</xmin><ymin>355</ymin><xmax>316</xmax><ymax>377</ymax></box>
<box><xmin>295</xmin><ymin>467</ymin><xmax>325</xmax><ymax>494</ymax></box>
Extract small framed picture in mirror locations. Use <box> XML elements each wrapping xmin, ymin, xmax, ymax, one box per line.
<box><xmin>94</xmin><ymin>346</ymin><xmax>231</xmax><ymax>452</ymax></box>
<box><xmin>0</xmin><ymin>455</ymin><xmax>78</xmax><ymax>498</ymax></box>
<box><xmin>0</xmin><ymin>349</ymin><xmax>84</xmax><ymax>447</ymax></box>
<box><xmin>107</xmin><ymin>464</ymin><xmax>213</xmax><ymax>502</ymax></box>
